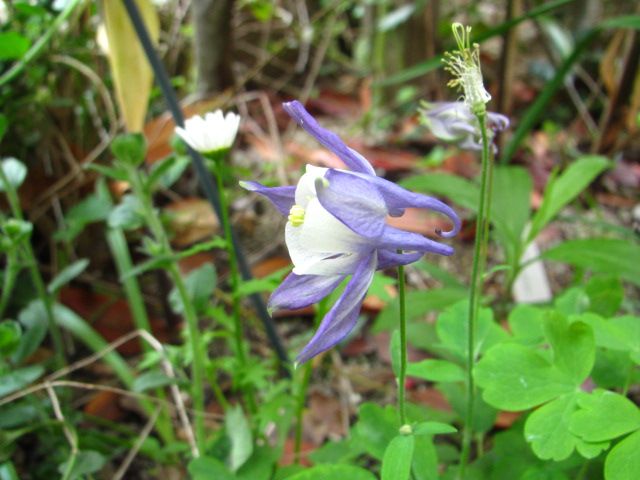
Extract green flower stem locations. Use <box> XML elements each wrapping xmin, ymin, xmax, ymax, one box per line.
<box><xmin>293</xmin><ymin>298</ymin><xmax>329</xmax><ymax>463</ymax></box>
<box><xmin>209</xmin><ymin>156</ymin><xmax>257</xmax><ymax>415</ymax></box>
<box><xmin>127</xmin><ymin>167</ymin><xmax>207</xmax><ymax>454</ymax></box>
<box><xmin>398</xmin><ymin>263</ymin><xmax>408</xmax><ymax>425</ymax></box>
<box><xmin>0</xmin><ymin>166</ymin><xmax>65</xmax><ymax>367</ymax></box>
<box><xmin>458</xmin><ymin>112</ymin><xmax>491</xmax><ymax>478</ymax></box>
<box><xmin>106</xmin><ymin>227</ymin><xmax>176</xmax><ymax>445</ymax></box>
<box><xmin>293</xmin><ymin>360</ymin><xmax>313</xmax><ymax>464</ymax></box>
<box><xmin>0</xmin><ymin>248</ymin><xmax>18</xmax><ymax>319</ymax></box>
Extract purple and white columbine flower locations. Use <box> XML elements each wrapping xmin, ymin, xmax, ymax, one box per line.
<box><xmin>420</xmin><ymin>102</ymin><xmax>509</xmax><ymax>152</ymax></box>
<box><xmin>241</xmin><ymin>101</ymin><xmax>460</xmax><ymax>364</ymax></box>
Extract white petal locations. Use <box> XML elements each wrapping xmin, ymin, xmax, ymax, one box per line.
<box><xmin>285</xmin><ymin>198</ymin><xmax>367</xmax><ymax>275</ymax></box>
<box><xmin>295</xmin><ymin>165</ymin><xmax>328</xmax><ymax>207</ymax></box>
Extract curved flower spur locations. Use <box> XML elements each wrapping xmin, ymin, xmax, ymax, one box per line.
<box><xmin>241</xmin><ymin>101</ymin><xmax>461</xmax><ymax>364</ymax></box>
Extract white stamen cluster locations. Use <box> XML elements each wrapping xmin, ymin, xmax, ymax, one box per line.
<box><xmin>443</xmin><ymin>23</ymin><xmax>491</xmax><ymax>114</ymax></box>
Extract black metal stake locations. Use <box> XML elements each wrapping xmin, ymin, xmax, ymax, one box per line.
<box><xmin>121</xmin><ymin>0</ymin><xmax>290</xmax><ymax>369</ymax></box>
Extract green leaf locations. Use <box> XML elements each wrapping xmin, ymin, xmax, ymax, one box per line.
<box><xmin>308</xmin><ymin>438</ymin><xmax>364</xmax><ymax>465</ymax></box>
<box><xmin>585</xmin><ymin>275</ymin><xmax>624</xmax><ymax>317</ymax></box>
<box><xmin>132</xmin><ymin>370</ymin><xmax>175</xmax><ymax>393</ymax></box>
<box><xmin>352</xmin><ymin>403</ymin><xmax>398</xmax><ymax>460</ymax></box>
<box><xmin>400</xmin><ymin>173</ymin><xmax>479</xmax><ymax>211</ymax></box>
<box><xmin>147</xmin><ymin>155</ymin><xmax>190</xmax><ymax>190</ymax></box>
<box><xmin>508</xmin><ymin>304</ymin><xmax>545</xmax><ymax>345</ymax></box>
<box><xmin>0</xmin><ymin>33</ymin><xmax>30</xmax><ymax>61</ymax></box>
<box><xmin>570</xmin><ymin>390</ymin><xmax>640</xmax><ymax>442</ymax></box>
<box><xmin>12</xmin><ymin>301</ymin><xmax>48</xmax><ymax>364</ymax></box>
<box><xmin>0</xmin><ymin>158</ymin><xmax>27</xmax><ymax>191</ymax></box>
<box><xmin>0</xmin><ymin>365</ymin><xmax>44</xmax><ymax>398</ymax></box>
<box><xmin>373</xmin><ymin>288</ymin><xmax>466</xmax><ymax>333</ymax></box>
<box><xmin>0</xmin><ymin>461</ymin><xmax>20</xmax><ymax>480</ymax></box>
<box><xmin>225</xmin><ymin>404</ymin><xmax>253</xmax><ymax>472</ymax></box>
<box><xmin>491</xmin><ymin>166</ymin><xmax>532</xmax><ymax>263</ymax></box>
<box><xmin>58</xmin><ymin>450</ymin><xmax>105</xmax><ymax>480</ymax></box>
<box><xmin>543</xmin><ymin>312</ymin><xmax>595</xmax><ymax>384</ymax></box>
<box><xmin>0</xmin><ymin>114</ymin><xmax>7</xmax><ymax>141</ymax></box>
<box><xmin>236</xmin><ymin>267</ymin><xmax>288</xmax><ymax>297</ymax></box>
<box><xmin>524</xmin><ymin>394</ymin><xmax>578</xmax><ymax>461</ymax></box>
<box><xmin>0</xmin><ymin>321</ymin><xmax>21</xmax><ymax>356</ymax></box>
<box><xmin>411</xmin><ymin>435</ymin><xmax>439</xmax><ymax>480</ymax></box>
<box><xmin>604</xmin><ymin>430</ymin><xmax>640</xmax><ymax>480</ymax></box>
<box><xmin>475</xmin><ymin>343</ymin><xmax>574</xmax><ymax>411</ymax></box>
<box><xmin>413</xmin><ymin>421</ymin><xmax>457</xmax><ymax>436</ymax></box>
<box><xmin>381</xmin><ymin>435</ymin><xmax>415</xmax><ymax>480</ymax></box>
<box><xmin>413</xmin><ymin>260</ymin><xmax>465</xmax><ymax>289</ymax></box>
<box><xmin>168</xmin><ymin>263</ymin><xmax>216</xmax><ymax>315</ymax></box>
<box><xmin>85</xmin><ymin>163</ymin><xmax>129</xmax><ymax>181</ymax></box>
<box><xmin>436</xmin><ymin>300</ymin><xmax>508</xmax><ymax>362</ymax></box>
<box><xmin>111</xmin><ymin>134</ymin><xmax>147</xmax><ymax>166</ymax></box>
<box><xmin>438</xmin><ymin>382</ymin><xmax>497</xmax><ymax>433</ymax></box>
<box><xmin>407</xmin><ymin>359</ymin><xmax>465</xmax><ymax>383</ymax></box>
<box><xmin>55</xmin><ymin>183</ymin><xmax>112</xmax><ymax>242</ymax></box>
<box><xmin>108</xmin><ymin>194</ymin><xmax>145</xmax><ymax>230</ymax></box>
<box><xmin>47</xmin><ymin>259</ymin><xmax>89</xmax><ymax>294</ymax></box>
<box><xmin>529</xmin><ymin>156</ymin><xmax>609</xmax><ymax>241</ymax></box>
<box><xmin>542</xmin><ymin>238</ymin><xmax>640</xmax><ymax>286</ymax></box>
<box><xmin>285</xmin><ymin>465</ymin><xmax>377</xmax><ymax>480</ymax></box>
<box><xmin>236</xmin><ymin>447</ymin><xmax>277</xmax><ymax>480</ymax></box>
<box><xmin>188</xmin><ymin>456</ymin><xmax>234</xmax><ymax>480</ymax></box>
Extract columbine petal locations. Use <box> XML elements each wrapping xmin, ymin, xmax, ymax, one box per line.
<box><xmin>377</xmin><ymin>225</ymin><xmax>455</xmax><ymax>257</ymax></box>
<box><xmin>268</xmin><ymin>272</ymin><xmax>345</xmax><ymax>311</ymax></box>
<box><xmin>283</xmin><ymin>101</ymin><xmax>376</xmax><ymax>175</ymax></box>
<box><xmin>285</xmin><ymin>198</ymin><xmax>366</xmax><ymax>275</ymax></box>
<box><xmin>296</xmin><ymin>252</ymin><xmax>376</xmax><ymax>364</ymax></box>
<box><xmin>315</xmin><ymin>171</ymin><xmax>387</xmax><ymax>240</ymax></box>
<box><xmin>377</xmin><ymin>250</ymin><xmax>424</xmax><ymax>269</ymax></box>
<box><xmin>326</xmin><ymin>169</ymin><xmax>461</xmax><ymax>238</ymax></box>
<box><xmin>239</xmin><ymin>181</ymin><xmax>295</xmax><ymax>216</ymax></box>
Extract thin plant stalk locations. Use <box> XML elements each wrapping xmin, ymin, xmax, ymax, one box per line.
<box><xmin>211</xmin><ymin>158</ymin><xmax>257</xmax><ymax>414</ymax></box>
<box><xmin>0</xmin><ymin>248</ymin><xmax>18</xmax><ymax>318</ymax></box>
<box><xmin>106</xmin><ymin>227</ymin><xmax>176</xmax><ymax>445</ymax></box>
<box><xmin>0</xmin><ymin>166</ymin><xmax>65</xmax><ymax>367</ymax></box>
<box><xmin>293</xmin><ymin>298</ymin><xmax>329</xmax><ymax>463</ymax></box>
<box><xmin>397</xmin><ymin>263</ymin><xmax>408</xmax><ymax>425</ymax></box>
<box><xmin>458</xmin><ymin>113</ymin><xmax>492</xmax><ymax>478</ymax></box>
<box><xmin>127</xmin><ymin>166</ymin><xmax>207</xmax><ymax>453</ymax></box>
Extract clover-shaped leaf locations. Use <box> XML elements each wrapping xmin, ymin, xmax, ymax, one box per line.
<box><xmin>570</xmin><ymin>390</ymin><xmax>640</xmax><ymax>443</ymax></box>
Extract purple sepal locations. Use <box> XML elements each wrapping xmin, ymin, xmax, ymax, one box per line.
<box><xmin>377</xmin><ymin>225</ymin><xmax>455</xmax><ymax>257</ymax></box>
<box><xmin>269</xmin><ymin>272</ymin><xmax>344</xmax><ymax>311</ymax></box>
<box><xmin>239</xmin><ymin>181</ymin><xmax>295</xmax><ymax>216</ymax></box>
<box><xmin>325</xmin><ymin>170</ymin><xmax>461</xmax><ymax>238</ymax></box>
<box><xmin>377</xmin><ymin>250</ymin><xmax>423</xmax><ymax>269</ymax></box>
<box><xmin>314</xmin><ymin>174</ymin><xmax>386</xmax><ymax>240</ymax></box>
<box><xmin>296</xmin><ymin>251</ymin><xmax>376</xmax><ymax>364</ymax></box>
<box><xmin>282</xmin><ymin>101</ymin><xmax>376</xmax><ymax>176</ymax></box>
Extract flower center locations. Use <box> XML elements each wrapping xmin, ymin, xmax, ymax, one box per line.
<box><xmin>288</xmin><ymin>204</ymin><xmax>305</xmax><ymax>227</ymax></box>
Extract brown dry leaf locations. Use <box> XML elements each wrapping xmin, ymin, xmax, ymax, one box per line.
<box><xmin>495</xmin><ymin>411</ymin><xmax>521</xmax><ymax>429</ymax></box>
<box><xmin>251</xmin><ymin>256</ymin><xmax>291</xmax><ymax>279</ymax></box>
<box><xmin>84</xmin><ymin>391</ymin><xmax>125</xmax><ymax>422</ymax></box>
<box><xmin>164</xmin><ymin>198</ymin><xmax>219</xmax><ymax>247</ymax></box>
<box><xmin>303</xmin><ymin>390</ymin><xmax>349</xmax><ymax>444</ymax></box>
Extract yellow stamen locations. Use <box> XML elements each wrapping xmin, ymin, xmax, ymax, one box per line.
<box><xmin>288</xmin><ymin>204</ymin><xmax>305</xmax><ymax>227</ymax></box>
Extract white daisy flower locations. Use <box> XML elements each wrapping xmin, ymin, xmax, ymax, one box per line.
<box><xmin>175</xmin><ymin>110</ymin><xmax>240</xmax><ymax>155</ymax></box>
